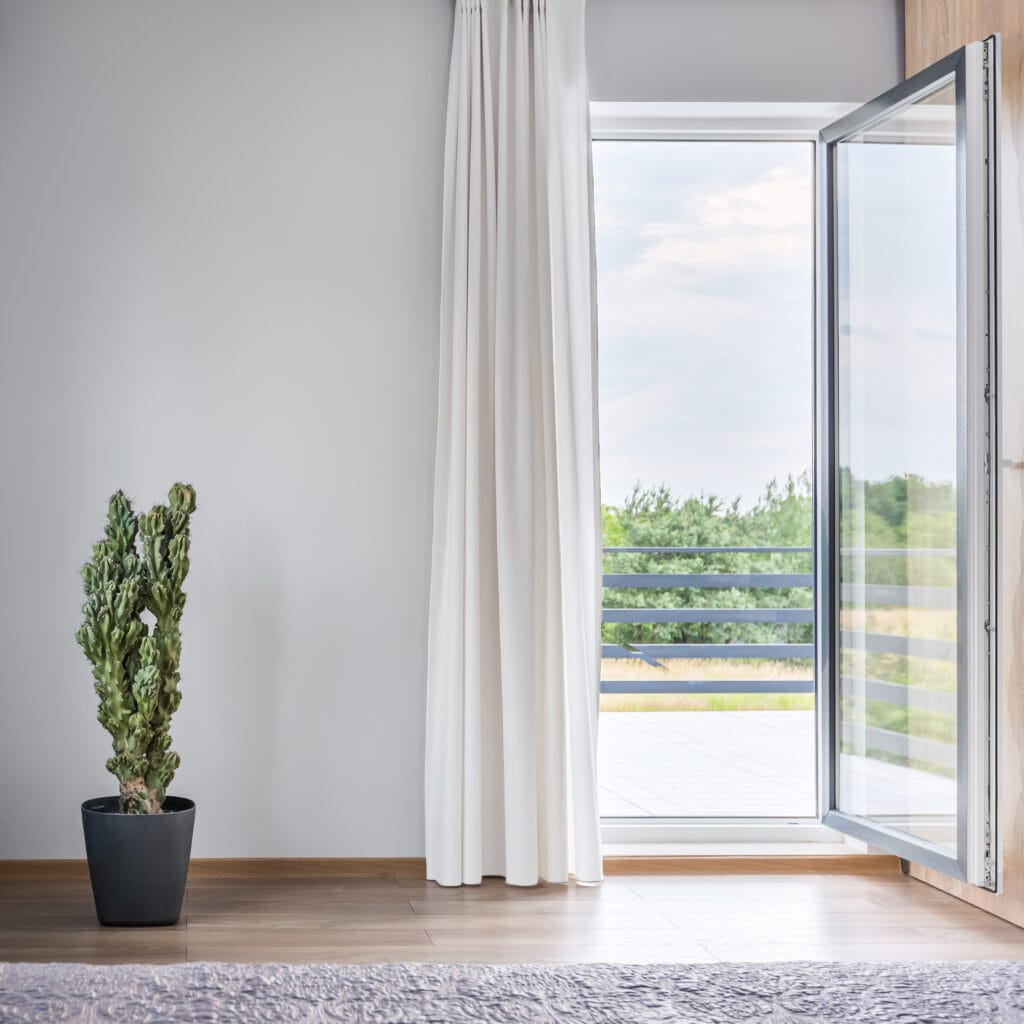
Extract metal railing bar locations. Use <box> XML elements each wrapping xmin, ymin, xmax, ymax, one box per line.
<box><xmin>603</xmin><ymin>546</ymin><xmax>812</xmax><ymax>554</ymax></box>
<box><xmin>604</xmin><ymin>572</ymin><xmax>812</xmax><ymax>589</ymax></box>
<box><xmin>840</xmin><ymin>722</ymin><xmax>956</xmax><ymax>770</ymax></box>
<box><xmin>600</xmin><ymin>679</ymin><xmax>815</xmax><ymax>695</ymax></box>
<box><xmin>839</xmin><ymin>583</ymin><xmax>957</xmax><ymax>609</ymax></box>
<box><xmin>601</xmin><ymin>546</ymin><xmax>955</xmax><ymax>556</ymax></box>
<box><xmin>602</xmin><ymin>608</ymin><xmax>813</xmax><ymax>624</ymax></box>
<box><xmin>840</xmin><ymin>630</ymin><xmax>958</xmax><ymax>663</ymax></box>
<box><xmin>841</xmin><ymin>676</ymin><xmax>957</xmax><ymax>715</ymax></box>
<box><xmin>839</xmin><ymin>548</ymin><xmax>957</xmax><ymax>557</ymax></box>
<box><xmin>603</xmin><ymin>642</ymin><xmax>814</xmax><ymax>659</ymax></box>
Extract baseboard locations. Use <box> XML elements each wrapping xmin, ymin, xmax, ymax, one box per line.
<box><xmin>0</xmin><ymin>858</ymin><xmax>428</xmax><ymax>881</ymax></box>
<box><xmin>188</xmin><ymin>858</ymin><xmax>429</xmax><ymax>879</ymax></box>
<box><xmin>0</xmin><ymin>859</ymin><xmax>91</xmax><ymax>880</ymax></box>
<box><xmin>1</xmin><ymin>853</ymin><xmax>898</xmax><ymax>881</ymax></box>
<box><xmin>601</xmin><ymin>854</ymin><xmax>900</xmax><ymax>875</ymax></box>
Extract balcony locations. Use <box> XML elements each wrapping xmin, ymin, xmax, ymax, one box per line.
<box><xmin>598</xmin><ymin>545</ymin><xmax>957</xmax><ymax>821</ymax></box>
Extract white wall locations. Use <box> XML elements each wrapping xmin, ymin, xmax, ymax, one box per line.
<box><xmin>588</xmin><ymin>0</ymin><xmax>904</xmax><ymax>102</ymax></box>
<box><xmin>0</xmin><ymin>0</ymin><xmax>452</xmax><ymax>858</ymax></box>
<box><xmin>0</xmin><ymin>0</ymin><xmax>904</xmax><ymax>859</ymax></box>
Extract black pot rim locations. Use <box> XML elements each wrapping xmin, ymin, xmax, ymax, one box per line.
<box><xmin>82</xmin><ymin>796</ymin><xmax>195</xmax><ymax>815</ymax></box>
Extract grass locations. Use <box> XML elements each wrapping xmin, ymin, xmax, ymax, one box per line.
<box><xmin>856</xmin><ymin>697</ymin><xmax>955</xmax><ymax>745</ymax></box>
<box><xmin>841</xmin><ymin>742</ymin><xmax>957</xmax><ymax>780</ymax></box>
<box><xmin>602</xmin><ymin>606</ymin><xmax>958</xmax><ymax>721</ymax></box>
<box><xmin>840</xmin><ymin>606</ymin><xmax>956</xmax><ymax>641</ymax></box>
<box><xmin>599</xmin><ymin>657</ymin><xmax>813</xmax><ymax>712</ymax></box>
<box><xmin>601</xmin><ymin>692</ymin><xmax>814</xmax><ymax>712</ymax></box>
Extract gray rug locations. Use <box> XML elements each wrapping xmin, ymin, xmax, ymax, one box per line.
<box><xmin>2</xmin><ymin>960</ymin><xmax>1024</xmax><ymax>1022</ymax></box>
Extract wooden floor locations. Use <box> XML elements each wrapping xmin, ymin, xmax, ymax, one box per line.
<box><xmin>3</xmin><ymin>865</ymin><xmax>1024</xmax><ymax>965</ymax></box>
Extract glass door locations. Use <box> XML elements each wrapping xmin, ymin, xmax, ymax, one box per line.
<box><xmin>818</xmin><ymin>39</ymin><xmax>997</xmax><ymax>886</ymax></box>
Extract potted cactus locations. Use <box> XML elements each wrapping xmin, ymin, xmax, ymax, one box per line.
<box><xmin>75</xmin><ymin>484</ymin><xmax>197</xmax><ymax>926</ymax></box>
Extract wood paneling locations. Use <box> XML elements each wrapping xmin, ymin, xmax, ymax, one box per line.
<box><xmin>1</xmin><ymin>869</ymin><xmax>1021</xmax><ymax>965</ymax></box>
<box><xmin>905</xmin><ymin>0</ymin><xmax>1024</xmax><ymax>926</ymax></box>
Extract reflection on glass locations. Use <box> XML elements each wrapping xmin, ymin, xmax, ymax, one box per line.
<box><xmin>836</xmin><ymin>81</ymin><xmax>958</xmax><ymax>851</ymax></box>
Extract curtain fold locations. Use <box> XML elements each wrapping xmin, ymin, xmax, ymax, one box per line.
<box><xmin>425</xmin><ymin>0</ymin><xmax>603</xmax><ymax>887</ymax></box>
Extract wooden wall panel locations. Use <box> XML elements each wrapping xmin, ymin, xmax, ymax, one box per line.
<box><xmin>905</xmin><ymin>0</ymin><xmax>1024</xmax><ymax>927</ymax></box>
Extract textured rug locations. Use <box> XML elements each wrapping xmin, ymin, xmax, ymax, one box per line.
<box><xmin>2</xmin><ymin>960</ymin><xmax>1024</xmax><ymax>1022</ymax></box>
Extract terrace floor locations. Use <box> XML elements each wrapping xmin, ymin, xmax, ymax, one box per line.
<box><xmin>598</xmin><ymin>710</ymin><xmax>956</xmax><ymax>822</ymax></box>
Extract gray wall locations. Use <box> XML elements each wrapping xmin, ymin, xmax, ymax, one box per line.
<box><xmin>0</xmin><ymin>0</ymin><xmax>452</xmax><ymax>858</ymax></box>
<box><xmin>0</xmin><ymin>0</ymin><xmax>903</xmax><ymax>859</ymax></box>
<box><xmin>588</xmin><ymin>0</ymin><xmax>904</xmax><ymax>102</ymax></box>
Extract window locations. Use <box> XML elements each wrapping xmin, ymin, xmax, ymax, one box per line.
<box><xmin>593</xmin><ymin>38</ymin><xmax>997</xmax><ymax>889</ymax></box>
<box><xmin>820</xmin><ymin>40</ymin><xmax>997</xmax><ymax>886</ymax></box>
<box><xmin>593</xmin><ymin>123</ymin><xmax>818</xmax><ymax>821</ymax></box>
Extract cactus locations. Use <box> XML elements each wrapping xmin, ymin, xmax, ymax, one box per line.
<box><xmin>76</xmin><ymin>484</ymin><xmax>197</xmax><ymax>814</ymax></box>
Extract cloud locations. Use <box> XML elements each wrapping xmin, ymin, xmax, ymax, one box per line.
<box><xmin>593</xmin><ymin>141</ymin><xmax>815</xmax><ymax>505</ymax></box>
<box><xmin>593</xmin><ymin>137</ymin><xmax>960</xmax><ymax>504</ymax></box>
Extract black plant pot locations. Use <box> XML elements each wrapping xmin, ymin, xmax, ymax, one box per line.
<box><xmin>81</xmin><ymin>796</ymin><xmax>195</xmax><ymax>926</ymax></box>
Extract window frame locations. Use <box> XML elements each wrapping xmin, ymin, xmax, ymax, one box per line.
<box><xmin>816</xmin><ymin>40</ymin><xmax>999</xmax><ymax>888</ymax></box>
<box><xmin>592</xmin><ymin>102</ymin><xmax>852</xmax><ymax>846</ymax></box>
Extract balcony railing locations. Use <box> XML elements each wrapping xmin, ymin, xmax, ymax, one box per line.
<box><xmin>601</xmin><ymin>545</ymin><xmax>957</xmax><ymax>772</ymax></box>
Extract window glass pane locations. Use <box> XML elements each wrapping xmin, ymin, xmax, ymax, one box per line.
<box><xmin>594</xmin><ymin>140</ymin><xmax>816</xmax><ymax>819</ymax></box>
<box><xmin>835</xmin><ymin>81</ymin><xmax>959</xmax><ymax>851</ymax></box>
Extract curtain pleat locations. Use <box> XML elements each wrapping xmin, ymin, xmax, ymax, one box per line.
<box><xmin>426</xmin><ymin>0</ymin><xmax>602</xmax><ymax>887</ymax></box>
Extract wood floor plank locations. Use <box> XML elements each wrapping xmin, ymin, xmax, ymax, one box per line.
<box><xmin>667</xmin><ymin>923</ymin><xmax>979</xmax><ymax>945</ymax></box>
<box><xmin>398</xmin><ymin>884</ymin><xmax>642</xmax><ymax>903</ymax></box>
<box><xmin>402</xmin><ymin>912</ymin><xmax>676</xmax><ymax>931</ymax></box>
<box><xmin>912</xmin><ymin>923</ymin><xmax>1024</xmax><ymax>943</ymax></box>
<box><xmin>407</xmin><ymin>899</ymin><xmax>670</xmax><ymax>917</ymax></box>
<box><xmin>182</xmin><ymin>944</ymin><xmax>722</xmax><ymax>965</ymax></box>
<box><xmin>703</xmin><ymin>941</ymin><xmax>1024</xmax><ymax>962</ymax></box>
<box><xmin>8</xmin><ymin>949</ymin><xmax>186</xmax><ymax>964</ymax></box>
<box><xmin>181</xmin><ymin>927</ymin><xmax>433</xmax><ymax>948</ymax></box>
<box><xmin>0</xmin><ymin>934</ymin><xmax>187</xmax><ymax>960</ymax></box>
<box><xmin>0</xmin><ymin>929</ymin><xmax>187</xmax><ymax>949</ymax></box>
<box><xmin>662</xmin><ymin>906</ymin><xmax>1010</xmax><ymax>929</ymax></box>
<box><xmin>2</xmin><ymin>870</ymin><xmax>1021</xmax><ymax>966</ymax></box>
<box><xmin>187</xmin><ymin>876</ymin><xmax>405</xmax><ymax>891</ymax></box>
<box><xmin>184</xmin><ymin>946</ymin><xmax>430</xmax><ymax>965</ymax></box>
<box><xmin>423</xmin><ymin>926</ymin><xmax>720</xmax><ymax>948</ymax></box>
<box><xmin>183</xmin><ymin>910</ymin><xmax>421</xmax><ymax>929</ymax></box>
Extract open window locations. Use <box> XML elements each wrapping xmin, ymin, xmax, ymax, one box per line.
<box><xmin>816</xmin><ymin>38</ymin><xmax>998</xmax><ymax>887</ymax></box>
<box><xmin>592</xmin><ymin>40</ymin><xmax>998</xmax><ymax>883</ymax></box>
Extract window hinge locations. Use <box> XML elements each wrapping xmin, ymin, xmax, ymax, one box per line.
<box><xmin>984</xmin><ymin>818</ymin><xmax>995</xmax><ymax>887</ymax></box>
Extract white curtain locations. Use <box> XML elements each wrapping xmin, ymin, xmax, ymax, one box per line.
<box><xmin>425</xmin><ymin>0</ymin><xmax>602</xmax><ymax>887</ymax></box>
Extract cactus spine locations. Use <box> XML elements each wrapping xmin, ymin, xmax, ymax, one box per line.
<box><xmin>76</xmin><ymin>484</ymin><xmax>197</xmax><ymax>814</ymax></box>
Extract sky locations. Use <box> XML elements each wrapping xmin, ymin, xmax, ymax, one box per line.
<box><xmin>593</xmin><ymin>140</ymin><xmax>815</xmax><ymax>509</ymax></box>
<box><xmin>837</xmin><ymin>125</ymin><xmax>957</xmax><ymax>488</ymax></box>
<box><xmin>593</xmin><ymin>130</ymin><xmax>958</xmax><ymax>509</ymax></box>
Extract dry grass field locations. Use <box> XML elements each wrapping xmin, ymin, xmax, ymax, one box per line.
<box><xmin>600</xmin><ymin>606</ymin><xmax>956</xmax><ymax>712</ymax></box>
<box><xmin>599</xmin><ymin>658</ymin><xmax>813</xmax><ymax>712</ymax></box>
